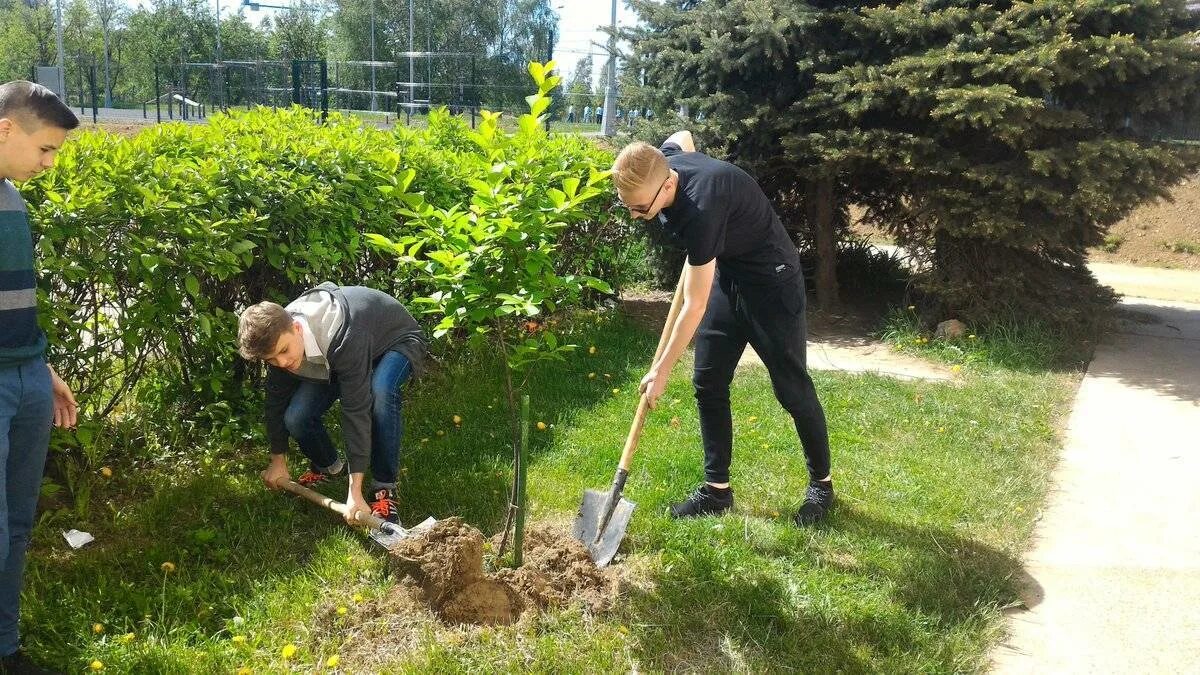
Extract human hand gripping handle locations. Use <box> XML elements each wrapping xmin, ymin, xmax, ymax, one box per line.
<box><xmin>261</xmin><ymin>454</ymin><xmax>290</xmax><ymax>490</ymax></box>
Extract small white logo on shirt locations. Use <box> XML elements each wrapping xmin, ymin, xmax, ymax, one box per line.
<box><xmin>775</xmin><ymin>264</ymin><xmax>788</xmax><ymax>273</ymax></box>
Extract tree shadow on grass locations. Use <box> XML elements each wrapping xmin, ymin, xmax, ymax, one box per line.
<box><xmin>623</xmin><ymin>504</ymin><xmax>1036</xmax><ymax>672</ymax></box>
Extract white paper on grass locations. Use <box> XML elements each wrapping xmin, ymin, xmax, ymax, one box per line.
<box><xmin>62</xmin><ymin>529</ymin><xmax>94</xmax><ymax>549</ymax></box>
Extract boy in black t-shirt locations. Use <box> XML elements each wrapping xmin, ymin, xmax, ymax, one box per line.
<box><xmin>612</xmin><ymin>131</ymin><xmax>834</xmax><ymax>526</ymax></box>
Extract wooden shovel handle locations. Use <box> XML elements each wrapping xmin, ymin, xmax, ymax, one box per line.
<box><xmin>618</xmin><ymin>269</ymin><xmax>689</xmax><ymax>471</ymax></box>
<box><xmin>279</xmin><ymin>479</ymin><xmax>389</xmax><ymax>531</ymax></box>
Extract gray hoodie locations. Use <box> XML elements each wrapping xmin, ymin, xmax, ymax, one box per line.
<box><xmin>265</xmin><ymin>282</ymin><xmax>427</xmax><ymax>474</ymax></box>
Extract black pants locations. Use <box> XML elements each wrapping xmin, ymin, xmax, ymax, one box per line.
<box><xmin>692</xmin><ymin>272</ymin><xmax>831</xmax><ymax>484</ymax></box>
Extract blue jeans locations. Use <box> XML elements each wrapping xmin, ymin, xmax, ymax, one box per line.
<box><xmin>282</xmin><ymin>351</ymin><xmax>411</xmax><ymax>488</ymax></box>
<box><xmin>0</xmin><ymin>359</ymin><xmax>53</xmax><ymax>657</ymax></box>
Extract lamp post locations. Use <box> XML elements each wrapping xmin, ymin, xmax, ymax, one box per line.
<box><xmin>600</xmin><ymin>0</ymin><xmax>617</xmax><ymax>137</ymax></box>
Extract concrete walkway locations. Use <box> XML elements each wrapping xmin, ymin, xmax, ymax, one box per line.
<box><xmin>991</xmin><ymin>283</ymin><xmax>1200</xmax><ymax>669</ymax></box>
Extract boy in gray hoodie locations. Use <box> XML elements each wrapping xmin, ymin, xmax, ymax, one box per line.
<box><xmin>238</xmin><ymin>283</ymin><xmax>427</xmax><ymax>525</ymax></box>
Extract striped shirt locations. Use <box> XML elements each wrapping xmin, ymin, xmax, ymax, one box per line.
<box><xmin>0</xmin><ymin>180</ymin><xmax>46</xmax><ymax>367</ymax></box>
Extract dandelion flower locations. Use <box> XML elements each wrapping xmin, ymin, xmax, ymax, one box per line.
<box><xmin>336</xmin><ymin>606</ymin><xmax>348</xmax><ymax>616</ymax></box>
<box><xmin>232</xmin><ymin>635</ymin><xmax>247</xmax><ymax>644</ymax></box>
<box><xmin>89</xmin><ymin>661</ymin><xmax>103</xmax><ymax>671</ymax></box>
<box><xmin>92</xmin><ymin>623</ymin><xmax>104</xmax><ymax>634</ymax></box>
<box><xmin>281</xmin><ymin>643</ymin><xmax>297</xmax><ymax>659</ymax></box>
<box><xmin>160</xmin><ymin>561</ymin><xmax>176</xmax><ymax>573</ymax></box>
<box><xmin>327</xmin><ymin>655</ymin><xmax>341</xmax><ymax>667</ymax></box>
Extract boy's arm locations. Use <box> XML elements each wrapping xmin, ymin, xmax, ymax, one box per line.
<box><xmin>335</xmin><ymin>354</ymin><xmax>374</xmax><ymax>479</ymax></box>
<box><xmin>639</xmin><ymin>259</ymin><xmax>715</xmax><ymax>407</ymax></box>
<box><xmin>665</xmin><ymin>130</ymin><xmax>696</xmax><ymax>152</ymax></box>
<box><xmin>264</xmin><ymin>366</ymin><xmax>300</xmax><ymax>455</ymax></box>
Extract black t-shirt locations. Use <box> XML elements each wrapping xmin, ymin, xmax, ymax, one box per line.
<box><xmin>658</xmin><ymin>142</ymin><xmax>801</xmax><ymax>287</ymax></box>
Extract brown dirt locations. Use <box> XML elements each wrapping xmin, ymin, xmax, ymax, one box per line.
<box><xmin>492</xmin><ymin>527</ymin><xmax>615</xmax><ymax>614</ymax></box>
<box><xmin>85</xmin><ymin>121</ymin><xmax>155</xmax><ymax>138</ymax></box>
<box><xmin>849</xmin><ymin>178</ymin><xmax>1200</xmax><ymax>271</ymax></box>
<box><xmin>386</xmin><ymin>517</ymin><xmax>616</xmax><ymax>626</ymax></box>
<box><xmin>1089</xmin><ymin>174</ymin><xmax>1200</xmax><ymax>270</ymax></box>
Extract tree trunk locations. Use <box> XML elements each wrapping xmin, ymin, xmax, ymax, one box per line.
<box><xmin>810</xmin><ymin>175</ymin><xmax>839</xmax><ymax>312</ymax></box>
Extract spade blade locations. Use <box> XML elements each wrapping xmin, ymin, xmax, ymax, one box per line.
<box><xmin>573</xmin><ymin>489</ymin><xmax>636</xmax><ymax>568</ymax></box>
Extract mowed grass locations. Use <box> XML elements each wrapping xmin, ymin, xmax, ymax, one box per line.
<box><xmin>23</xmin><ymin>311</ymin><xmax>1075</xmax><ymax>673</ymax></box>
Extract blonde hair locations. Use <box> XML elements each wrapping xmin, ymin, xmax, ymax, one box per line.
<box><xmin>237</xmin><ymin>301</ymin><xmax>293</xmax><ymax>360</ymax></box>
<box><xmin>612</xmin><ymin>142</ymin><xmax>669</xmax><ymax>194</ymax></box>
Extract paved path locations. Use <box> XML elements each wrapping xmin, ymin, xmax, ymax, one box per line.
<box><xmin>991</xmin><ymin>269</ymin><xmax>1200</xmax><ymax>673</ymax></box>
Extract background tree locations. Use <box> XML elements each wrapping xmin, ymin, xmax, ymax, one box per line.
<box><xmin>625</xmin><ymin>0</ymin><xmax>1200</xmax><ymax>335</ymax></box>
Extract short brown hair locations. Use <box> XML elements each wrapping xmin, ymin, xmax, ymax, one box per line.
<box><xmin>0</xmin><ymin>80</ymin><xmax>79</xmax><ymax>130</ymax></box>
<box><xmin>237</xmin><ymin>301</ymin><xmax>293</xmax><ymax>360</ymax></box>
<box><xmin>612</xmin><ymin>141</ymin><xmax>669</xmax><ymax>194</ymax></box>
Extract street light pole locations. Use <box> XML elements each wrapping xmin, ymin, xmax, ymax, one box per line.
<box><xmin>601</xmin><ymin>0</ymin><xmax>617</xmax><ymax>136</ymax></box>
<box><xmin>215</xmin><ymin>0</ymin><xmax>222</xmax><ymax>63</ymax></box>
<box><xmin>370</xmin><ymin>0</ymin><xmax>377</xmax><ymax>111</ymax></box>
<box><xmin>408</xmin><ymin>0</ymin><xmax>415</xmax><ymax>113</ymax></box>
<box><xmin>54</xmin><ymin>0</ymin><xmax>65</xmax><ymax>98</ymax></box>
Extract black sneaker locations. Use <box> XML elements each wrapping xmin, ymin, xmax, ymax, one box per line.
<box><xmin>370</xmin><ymin>487</ymin><xmax>398</xmax><ymax>525</ymax></box>
<box><xmin>669</xmin><ymin>484</ymin><xmax>734</xmax><ymax>519</ymax></box>
<box><xmin>794</xmin><ymin>480</ymin><xmax>835</xmax><ymax>526</ymax></box>
<box><xmin>0</xmin><ymin>650</ymin><xmax>63</xmax><ymax>675</ymax></box>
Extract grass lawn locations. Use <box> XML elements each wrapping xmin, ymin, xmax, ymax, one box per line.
<box><xmin>23</xmin><ymin>311</ymin><xmax>1076</xmax><ymax>673</ymax></box>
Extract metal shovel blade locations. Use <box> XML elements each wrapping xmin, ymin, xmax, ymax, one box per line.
<box><xmin>573</xmin><ymin>489</ymin><xmax>636</xmax><ymax>568</ymax></box>
<box><xmin>368</xmin><ymin>516</ymin><xmax>438</xmax><ymax>550</ymax></box>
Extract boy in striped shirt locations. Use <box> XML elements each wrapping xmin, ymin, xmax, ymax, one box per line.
<box><xmin>0</xmin><ymin>80</ymin><xmax>80</xmax><ymax>674</ymax></box>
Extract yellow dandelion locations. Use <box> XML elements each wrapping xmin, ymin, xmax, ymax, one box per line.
<box><xmin>352</xmin><ymin>593</ymin><xmax>364</xmax><ymax>603</ymax></box>
<box><xmin>937</xmin><ymin>427</ymin><xmax>946</xmax><ymax>434</ymax></box>
<box><xmin>771</xmin><ymin>511</ymin><xmax>780</xmax><ymax>518</ymax></box>
<box><xmin>587</xmin><ymin>372</ymin><xmax>596</xmax><ymax>379</ymax></box>
<box><xmin>436</xmin><ymin>430</ymin><xmax>445</xmax><ymax>437</ymax></box>
<box><xmin>327</xmin><ymin>655</ymin><xmax>341</xmax><ymax>668</ymax></box>
<box><xmin>90</xmin><ymin>661</ymin><xmax>104</xmax><ymax>671</ymax></box>
<box><xmin>120</xmin><ymin>632</ymin><xmax>135</xmax><ymax>644</ymax></box>
<box><xmin>617</xmin><ymin>625</ymin><xmax>629</xmax><ymax>634</ymax></box>
<box><xmin>612</xmin><ymin>388</ymin><xmax>620</xmax><ymax>394</ymax></box>
<box><xmin>968</xmin><ymin>334</ymin><xmax>977</xmax><ymax>340</ymax></box>
<box><xmin>589</xmin><ymin>346</ymin><xmax>597</xmax><ymax>354</ymax></box>
<box><xmin>336</xmin><ymin>606</ymin><xmax>348</xmax><ymax>616</ymax></box>
<box><xmin>160</xmin><ymin>561</ymin><xmax>176</xmax><ymax>573</ymax></box>
<box><xmin>950</xmin><ymin>364</ymin><xmax>962</xmax><ymax>374</ymax></box>
<box><xmin>232</xmin><ymin>635</ymin><xmax>247</xmax><ymax>644</ymax></box>
<box><xmin>281</xmin><ymin>643</ymin><xmax>297</xmax><ymax>659</ymax></box>
<box><xmin>747</xmin><ymin>416</ymin><xmax>758</xmax><ymax>423</ymax></box>
<box><xmin>92</xmin><ymin>623</ymin><xmax>104</xmax><ymax>634</ymax></box>
<box><xmin>536</xmin><ymin>421</ymin><xmax>547</xmax><ymax>430</ymax></box>
<box><xmin>99</xmin><ymin>466</ymin><xmax>113</xmax><ymax>478</ymax></box>
<box><xmin>453</xmin><ymin>414</ymin><xmax>462</xmax><ymax>424</ymax></box>
<box><xmin>237</xmin><ymin>668</ymin><xmax>252</xmax><ymax>675</ymax></box>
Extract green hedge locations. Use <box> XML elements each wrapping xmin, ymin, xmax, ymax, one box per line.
<box><xmin>22</xmin><ymin>104</ymin><xmax>620</xmax><ymax>432</ymax></box>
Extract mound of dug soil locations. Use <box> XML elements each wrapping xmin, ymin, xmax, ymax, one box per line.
<box><xmin>388</xmin><ymin>517</ymin><xmax>616</xmax><ymax>626</ymax></box>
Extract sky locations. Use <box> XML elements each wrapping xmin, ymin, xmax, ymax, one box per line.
<box><xmin>553</xmin><ymin>0</ymin><xmax>640</xmax><ymax>87</ymax></box>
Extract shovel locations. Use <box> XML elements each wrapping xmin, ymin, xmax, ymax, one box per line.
<box><xmin>279</xmin><ymin>480</ymin><xmax>436</xmax><ymax>550</ymax></box>
<box><xmin>574</xmin><ymin>271</ymin><xmax>687</xmax><ymax>567</ymax></box>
